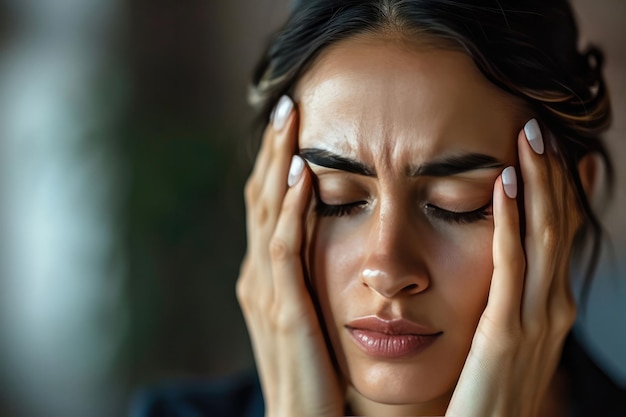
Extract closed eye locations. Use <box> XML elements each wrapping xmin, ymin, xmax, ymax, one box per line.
<box><xmin>424</xmin><ymin>202</ymin><xmax>492</xmax><ymax>224</ymax></box>
<box><xmin>316</xmin><ymin>200</ymin><xmax>492</xmax><ymax>223</ymax></box>
<box><xmin>316</xmin><ymin>201</ymin><xmax>367</xmax><ymax>217</ymax></box>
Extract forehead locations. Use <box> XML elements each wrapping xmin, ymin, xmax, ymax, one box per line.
<box><xmin>294</xmin><ymin>34</ymin><xmax>527</xmax><ymax>164</ymax></box>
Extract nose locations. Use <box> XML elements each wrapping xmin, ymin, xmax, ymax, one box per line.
<box><xmin>359</xmin><ymin>211</ymin><xmax>430</xmax><ymax>298</ymax></box>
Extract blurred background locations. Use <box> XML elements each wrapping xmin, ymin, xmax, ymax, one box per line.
<box><xmin>0</xmin><ymin>1</ymin><xmax>623</xmax><ymax>416</ymax></box>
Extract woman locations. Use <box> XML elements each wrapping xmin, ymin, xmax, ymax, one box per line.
<box><xmin>132</xmin><ymin>1</ymin><xmax>625</xmax><ymax>416</ymax></box>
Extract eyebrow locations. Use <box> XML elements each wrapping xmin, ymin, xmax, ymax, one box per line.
<box><xmin>300</xmin><ymin>148</ymin><xmax>375</xmax><ymax>176</ymax></box>
<box><xmin>299</xmin><ymin>148</ymin><xmax>505</xmax><ymax>177</ymax></box>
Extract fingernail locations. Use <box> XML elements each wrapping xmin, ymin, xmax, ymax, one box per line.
<box><xmin>272</xmin><ymin>95</ymin><xmax>294</xmax><ymax>131</ymax></box>
<box><xmin>288</xmin><ymin>155</ymin><xmax>305</xmax><ymax>187</ymax></box>
<box><xmin>502</xmin><ymin>166</ymin><xmax>517</xmax><ymax>199</ymax></box>
<box><xmin>524</xmin><ymin>118</ymin><xmax>544</xmax><ymax>155</ymax></box>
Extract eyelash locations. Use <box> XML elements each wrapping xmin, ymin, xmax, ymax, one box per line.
<box><xmin>424</xmin><ymin>202</ymin><xmax>492</xmax><ymax>224</ymax></box>
<box><xmin>316</xmin><ymin>201</ymin><xmax>366</xmax><ymax>217</ymax></box>
<box><xmin>316</xmin><ymin>201</ymin><xmax>492</xmax><ymax>224</ymax></box>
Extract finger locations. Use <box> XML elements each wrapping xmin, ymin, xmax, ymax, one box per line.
<box><xmin>245</xmin><ymin>96</ymin><xmax>297</xmax><ymax>251</ymax></box>
<box><xmin>518</xmin><ymin>119</ymin><xmax>559</xmax><ymax>322</ymax></box>
<box><xmin>545</xmin><ymin>135</ymin><xmax>580</xmax><ymax>313</ymax></box>
<box><xmin>242</xmin><ymin>97</ymin><xmax>297</xmax><ymax>328</ymax></box>
<box><xmin>248</xmin><ymin>125</ymin><xmax>273</xmax><ymax>187</ymax></box>
<box><xmin>249</xmin><ymin>95</ymin><xmax>295</xmax><ymax>186</ymax></box>
<box><xmin>269</xmin><ymin>158</ymin><xmax>338</xmax><ymax>410</ymax></box>
<box><xmin>258</xmin><ymin>96</ymin><xmax>298</xmax><ymax>231</ymax></box>
<box><xmin>485</xmin><ymin>168</ymin><xmax>525</xmax><ymax>330</ymax></box>
<box><xmin>549</xmin><ymin>251</ymin><xmax>577</xmax><ymax>324</ymax></box>
<box><xmin>268</xmin><ymin>156</ymin><xmax>315</xmax><ymax>326</ymax></box>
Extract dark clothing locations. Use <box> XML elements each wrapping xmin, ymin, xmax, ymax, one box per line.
<box><xmin>561</xmin><ymin>333</ymin><xmax>626</xmax><ymax>417</ymax></box>
<box><xmin>131</xmin><ymin>334</ymin><xmax>625</xmax><ymax>417</ymax></box>
<box><xmin>129</xmin><ymin>370</ymin><xmax>264</xmax><ymax>417</ymax></box>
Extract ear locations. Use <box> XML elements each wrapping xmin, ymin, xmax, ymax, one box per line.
<box><xmin>577</xmin><ymin>153</ymin><xmax>599</xmax><ymax>201</ymax></box>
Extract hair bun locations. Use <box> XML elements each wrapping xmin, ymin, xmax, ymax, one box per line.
<box><xmin>583</xmin><ymin>45</ymin><xmax>604</xmax><ymax>83</ymax></box>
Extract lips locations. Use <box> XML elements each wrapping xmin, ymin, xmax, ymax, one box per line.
<box><xmin>346</xmin><ymin>316</ymin><xmax>442</xmax><ymax>358</ymax></box>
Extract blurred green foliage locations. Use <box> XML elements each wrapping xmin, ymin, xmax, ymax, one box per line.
<box><xmin>121</xmin><ymin>121</ymin><xmax>253</xmax><ymax>384</ymax></box>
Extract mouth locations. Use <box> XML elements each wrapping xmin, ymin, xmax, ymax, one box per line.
<box><xmin>345</xmin><ymin>316</ymin><xmax>442</xmax><ymax>359</ymax></box>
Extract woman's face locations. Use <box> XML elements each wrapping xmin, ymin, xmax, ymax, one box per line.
<box><xmin>295</xmin><ymin>34</ymin><xmax>527</xmax><ymax>413</ymax></box>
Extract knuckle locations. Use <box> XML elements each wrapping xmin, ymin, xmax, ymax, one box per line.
<box><xmin>540</xmin><ymin>224</ymin><xmax>560</xmax><ymax>252</ymax></box>
<box><xmin>235</xmin><ymin>258</ymin><xmax>257</xmax><ymax>308</ymax></box>
<box><xmin>274</xmin><ymin>315</ymin><xmax>299</xmax><ymax>334</ymax></box>
<box><xmin>244</xmin><ymin>177</ymin><xmax>259</xmax><ymax>202</ymax></box>
<box><xmin>255</xmin><ymin>204</ymin><xmax>271</xmax><ymax>225</ymax></box>
<box><xmin>236</xmin><ymin>271</ymin><xmax>253</xmax><ymax>305</ymax></box>
<box><xmin>235</xmin><ymin>276</ymin><xmax>251</xmax><ymax>307</ymax></box>
<box><xmin>236</xmin><ymin>275</ymin><xmax>272</xmax><ymax>313</ymax></box>
<box><xmin>235</xmin><ymin>278</ymin><xmax>245</xmax><ymax>299</ymax></box>
<box><xmin>551</xmin><ymin>302</ymin><xmax>577</xmax><ymax>335</ymax></box>
<box><xmin>269</xmin><ymin>236</ymin><xmax>293</xmax><ymax>262</ymax></box>
<box><xmin>270</xmin><ymin>304</ymin><xmax>303</xmax><ymax>334</ymax></box>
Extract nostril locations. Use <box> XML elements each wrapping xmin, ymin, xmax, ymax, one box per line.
<box><xmin>404</xmin><ymin>283</ymin><xmax>418</xmax><ymax>292</ymax></box>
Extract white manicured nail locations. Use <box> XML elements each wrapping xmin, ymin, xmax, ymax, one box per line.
<box><xmin>272</xmin><ymin>95</ymin><xmax>294</xmax><ymax>131</ymax></box>
<box><xmin>524</xmin><ymin>118</ymin><xmax>544</xmax><ymax>155</ymax></box>
<box><xmin>288</xmin><ymin>155</ymin><xmax>305</xmax><ymax>187</ymax></box>
<box><xmin>502</xmin><ymin>166</ymin><xmax>517</xmax><ymax>199</ymax></box>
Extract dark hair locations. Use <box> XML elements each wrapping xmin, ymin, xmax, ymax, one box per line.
<box><xmin>249</xmin><ymin>0</ymin><xmax>613</xmax><ymax>310</ymax></box>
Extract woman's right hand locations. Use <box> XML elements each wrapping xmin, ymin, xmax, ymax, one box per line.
<box><xmin>236</xmin><ymin>95</ymin><xmax>345</xmax><ymax>417</ymax></box>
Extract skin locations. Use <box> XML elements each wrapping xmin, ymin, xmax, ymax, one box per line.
<box><xmin>295</xmin><ymin>35</ymin><xmax>525</xmax><ymax>414</ymax></box>
<box><xmin>238</xmin><ymin>32</ymin><xmax>588</xmax><ymax>417</ymax></box>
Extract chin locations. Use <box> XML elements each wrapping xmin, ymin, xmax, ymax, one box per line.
<box><xmin>347</xmin><ymin>359</ymin><xmax>456</xmax><ymax>405</ymax></box>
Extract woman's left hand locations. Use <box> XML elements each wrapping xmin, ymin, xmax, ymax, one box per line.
<box><xmin>446</xmin><ymin>119</ymin><xmax>582</xmax><ymax>417</ymax></box>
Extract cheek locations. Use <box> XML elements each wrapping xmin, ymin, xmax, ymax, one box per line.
<box><xmin>308</xmin><ymin>219</ymin><xmax>364</xmax><ymax>368</ymax></box>
<box><xmin>310</xmin><ymin>220</ymin><xmax>361</xmax><ymax>317</ymax></box>
<box><xmin>433</xmin><ymin>225</ymin><xmax>494</xmax><ymax>332</ymax></box>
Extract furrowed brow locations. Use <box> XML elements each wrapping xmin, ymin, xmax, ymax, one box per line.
<box><xmin>299</xmin><ymin>149</ymin><xmax>503</xmax><ymax>178</ymax></box>
<box><xmin>299</xmin><ymin>148</ymin><xmax>376</xmax><ymax>177</ymax></box>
